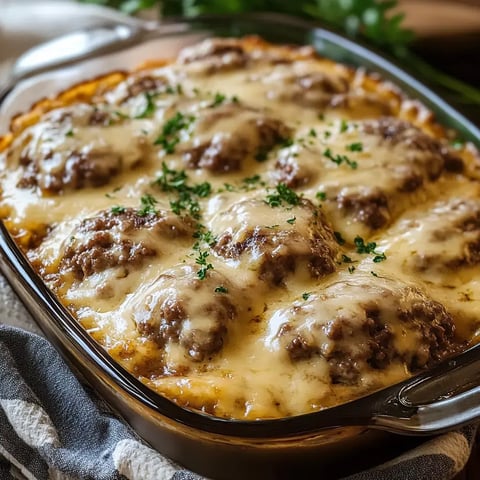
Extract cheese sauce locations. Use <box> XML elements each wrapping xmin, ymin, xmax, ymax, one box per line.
<box><xmin>0</xmin><ymin>37</ymin><xmax>479</xmax><ymax>419</ymax></box>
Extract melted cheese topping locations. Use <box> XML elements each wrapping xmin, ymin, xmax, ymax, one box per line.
<box><xmin>1</xmin><ymin>37</ymin><xmax>479</xmax><ymax>420</ymax></box>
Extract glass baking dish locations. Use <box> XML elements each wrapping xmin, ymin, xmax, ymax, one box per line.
<box><xmin>1</xmin><ymin>13</ymin><xmax>480</xmax><ymax>479</ymax></box>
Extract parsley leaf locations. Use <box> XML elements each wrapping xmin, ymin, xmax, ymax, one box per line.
<box><xmin>215</xmin><ymin>285</ymin><xmax>228</xmax><ymax>294</ymax></box>
<box><xmin>135</xmin><ymin>92</ymin><xmax>156</xmax><ymax>119</ymax></box>
<box><xmin>137</xmin><ymin>194</ymin><xmax>158</xmax><ymax>216</ymax></box>
<box><xmin>286</xmin><ymin>216</ymin><xmax>296</xmax><ymax>225</ymax></box>
<box><xmin>302</xmin><ymin>292</ymin><xmax>311</xmax><ymax>301</ymax></box>
<box><xmin>154</xmin><ymin>112</ymin><xmax>195</xmax><ymax>154</ymax></box>
<box><xmin>266</xmin><ymin>183</ymin><xmax>300</xmax><ymax>208</ymax></box>
<box><xmin>354</xmin><ymin>236</ymin><xmax>387</xmax><ymax>262</ymax></box>
<box><xmin>111</xmin><ymin>206</ymin><xmax>126</xmax><ymax>215</ymax></box>
<box><xmin>346</xmin><ymin>142</ymin><xmax>363</xmax><ymax>152</ymax></box>
<box><xmin>324</xmin><ymin>148</ymin><xmax>358</xmax><ymax>169</ymax></box>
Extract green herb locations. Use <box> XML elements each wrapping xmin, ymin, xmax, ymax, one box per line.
<box><xmin>371</xmin><ymin>271</ymin><xmax>379</xmax><ymax>277</ymax></box>
<box><xmin>153</xmin><ymin>162</ymin><xmax>212</xmax><ymax>219</ymax></box>
<box><xmin>348</xmin><ymin>265</ymin><xmax>356</xmax><ymax>274</ymax></box>
<box><xmin>302</xmin><ymin>292</ymin><xmax>311</xmax><ymax>301</ymax></box>
<box><xmin>265</xmin><ymin>224</ymin><xmax>280</xmax><ymax>229</ymax></box>
<box><xmin>318</xmin><ymin>113</ymin><xmax>325</xmax><ymax>121</ymax></box>
<box><xmin>195</xmin><ymin>250</ymin><xmax>213</xmax><ymax>280</ymax></box>
<box><xmin>266</xmin><ymin>183</ymin><xmax>301</xmax><ymax>208</ymax></box>
<box><xmin>341</xmin><ymin>254</ymin><xmax>353</xmax><ymax>263</ymax></box>
<box><xmin>193</xmin><ymin>227</ymin><xmax>217</xmax><ymax>248</ymax></box>
<box><xmin>323</xmin><ymin>131</ymin><xmax>331</xmax><ymax>139</ymax></box>
<box><xmin>308</xmin><ymin>128</ymin><xmax>317</xmax><ymax>138</ymax></box>
<box><xmin>340</xmin><ymin>119</ymin><xmax>349</xmax><ymax>133</ymax></box>
<box><xmin>215</xmin><ymin>285</ymin><xmax>228</xmax><ymax>294</ymax></box>
<box><xmin>286</xmin><ymin>216</ymin><xmax>296</xmax><ymax>225</ymax></box>
<box><xmin>210</xmin><ymin>92</ymin><xmax>226</xmax><ymax>107</ymax></box>
<box><xmin>323</xmin><ymin>148</ymin><xmax>358</xmax><ymax>170</ymax></box>
<box><xmin>316</xmin><ymin>191</ymin><xmax>327</xmax><ymax>201</ymax></box>
<box><xmin>346</xmin><ymin>142</ymin><xmax>363</xmax><ymax>152</ymax></box>
<box><xmin>65</xmin><ymin>129</ymin><xmax>74</xmax><ymax>137</ymax></box>
<box><xmin>154</xmin><ymin>112</ymin><xmax>195</xmax><ymax>154</ymax></box>
<box><xmin>242</xmin><ymin>174</ymin><xmax>263</xmax><ymax>187</ymax></box>
<box><xmin>280</xmin><ymin>138</ymin><xmax>294</xmax><ymax>148</ymax></box>
<box><xmin>138</xmin><ymin>194</ymin><xmax>158</xmax><ymax>216</ymax></box>
<box><xmin>334</xmin><ymin>231</ymin><xmax>346</xmax><ymax>245</ymax></box>
<box><xmin>111</xmin><ymin>205</ymin><xmax>126</xmax><ymax>215</ymax></box>
<box><xmin>135</xmin><ymin>92</ymin><xmax>156</xmax><ymax>119</ymax></box>
<box><xmin>354</xmin><ymin>236</ymin><xmax>387</xmax><ymax>262</ymax></box>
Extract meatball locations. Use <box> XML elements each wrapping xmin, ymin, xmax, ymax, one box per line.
<box><xmin>13</xmin><ymin>105</ymin><xmax>148</xmax><ymax>193</ymax></box>
<box><xmin>60</xmin><ymin>208</ymin><xmax>195</xmax><ymax>280</ymax></box>
<box><xmin>270</xmin><ymin>276</ymin><xmax>462</xmax><ymax>385</ymax></box>
<box><xmin>406</xmin><ymin>198</ymin><xmax>480</xmax><ymax>272</ymax></box>
<box><xmin>262</xmin><ymin>67</ymin><xmax>349</xmax><ymax>108</ymax></box>
<box><xmin>177</xmin><ymin>38</ymin><xmax>249</xmax><ymax>74</ymax></box>
<box><xmin>134</xmin><ymin>265</ymin><xmax>237</xmax><ymax>362</ymax></box>
<box><xmin>182</xmin><ymin>103</ymin><xmax>291</xmax><ymax>172</ymax></box>
<box><xmin>362</xmin><ymin>117</ymin><xmax>463</xmax><ymax>179</ymax></box>
<box><xmin>336</xmin><ymin>185</ymin><xmax>391</xmax><ymax>230</ymax></box>
<box><xmin>212</xmin><ymin>198</ymin><xmax>338</xmax><ymax>285</ymax></box>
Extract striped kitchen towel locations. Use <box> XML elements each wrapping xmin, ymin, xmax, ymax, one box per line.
<box><xmin>0</xmin><ymin>324</ymin><xmax>476</xmax><ymax>480</ymax></box>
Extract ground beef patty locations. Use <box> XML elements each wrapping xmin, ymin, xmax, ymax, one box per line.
<box><xmin>212</xmin><ymin>197</ymin><xmax>338</xmax><ymax>286</ymax></box>
<box><xmin>270</xmin><ymin>275</ymin><xmax>462</xmax><ymax>385</ymax></box>
<box><xmin>60</xmin><ymin>208</ymin><xmax>195</xmax><ymax>280</ymax></box>
<box><xmin>133</xmin><ymin>265</ymin><xmax>237</xmax><ymax>362</ymax></box>
<box><xmin>362</xmin><ymin>117</ymin><xmax>464</xmax><ymax>182</ymax></box>
<box><xmin>13</xmin><ymin>104</ymin><xmax>149</xmax><ymax>193</ymax></box>
<box><xmin>181</xmin><ymin>103</ymin><xmax>291</xmax><ymax>173</ymax></box>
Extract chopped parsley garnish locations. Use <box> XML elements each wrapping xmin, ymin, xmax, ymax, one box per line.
<box><xmin>215</xmin><ymin>286</ymin><xmax>228</xmax><ymax>294</ymax></box>
<box><xmin>341</xmin><ymin>254</ymin><xmax>353</xmax><ymax>263</ymax></box>
<box><xmin>346</xmin><ymin>142</ymin><xmax>363</xmax><ymax>152</ymax></box>
<box><xmin>371</xmin><ymin>271</ymin><xmax>379</xmax><ymax>277</ymax></box>
<box><xmin>354</xmin><ymin>236</ymin><xmax>387</xmax><ymax>262</ymax></box>
<box><xmin>193</xmin><ymin>227</ymin><xmax>217</xmax><ymax>248</ymax></box>
<box><xmin>137</xmin><ymin>194</ymin><xmax>158</xmax><ymax>216</ymax></box>
<box><xmin>265</xmin><ymin>224</ymin><xmax>280</xmax><ymax>229</ymax></box>
<box><xmin>195</xmin><ymin>250</ymin><xmax>213</xmax><ymax>280</ymax></box>
<box><xmin>111</xmin><ymin>206</ymin><xmax>126</xmax><ymax>215</ymax></box>
<box><xmin>286</xmin><ymin>216</ymin><xmax>296</xmax><ymax>225</ymax></box>
<box><xmin>323</xmin><ymin>148</ymin><xmax>358</xmax><ymax>169</ymax></box>
<box><xmin>135</xmin><ymin>92</ymin><xmax>156</xmax><ymax>119</ymax></box>
<box><xmin>334</xmin><ymin>231</ymin><xmax>346</xmax><ymax>245</ymax></box>
<box><xmin>308</xmin><ymin>128</ymin><xmax>317</xmax><ymax>138</ymax></box>
<box><xmin>340</xmin><ymin>119</ymin><xmax>349</xmax><ymax>133</ymax></box>
<box><xmin>348</xmin><ymin>265</ymin><xmax>356</xmax><ymax>274</ymax></box>
<box><xmin>318</xmin><ymin>113</ymin><xmax>325</xmax><ymax>121</ymax></box>
<box><xmin>254</xmin><ymin>148</ymin><xmax>269</xmax><ymax>163</ymax></box>
<box><xmin>210</xmin><ymin>92</ymin><xmax>226</xmax><ymax>107</ymax></box>
<box><xmin>154</xmin><ymin>112</ymin><xmax>195</xmax><ymax>154</ymax></box>
<box><xmin>324</xmin><ymin>130</ymin><xmax>331</xmax><ymax>139</ymax></box>
<box><xmin>153</xmin><ymin>163</ymin><xmax>211</xmax><ymax>219</ymax></box>
<box><xmin>280</xmin><ymin>138</ymin><xmax>294</xmax><ymax>148</ymax></box>
<box><xmin>65</xmin><ymin>129</ymin><xmax>74</xmax><ymax>137</ymax></box>
<box><xmin>302</xmin><ymin>292</ymin><xmax>311</xmax><ymax>301</ymax></box>
<box><xmin>266</xmin><ymin>183</ymin><xmax>301</xmax><ymax>208</ymax></box>
<box><xmin>242</xmin><ymin>174</ymin><xmax>262</xmax><ymax>186</ymax></box>
<box><xmin>316</xmin><ymin>191</ymin><xmax>327</xmax><ymax>201</ymax></box>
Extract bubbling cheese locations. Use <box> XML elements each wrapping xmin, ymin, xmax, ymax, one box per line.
<box><xmin>0</xmin><ymin>36</ymin><xmax>479</xmax><ymax>420</ymax></box>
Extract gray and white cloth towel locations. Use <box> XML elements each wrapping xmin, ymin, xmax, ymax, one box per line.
<box><xmin>0</xmin><ymin>324</ymin><xmax>476</xmax><ymax>480</ymax></box>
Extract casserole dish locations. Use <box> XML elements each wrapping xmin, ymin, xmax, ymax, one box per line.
<box><xmin>1</xmin><ymin>14</ymin><xmax>480</xmax><ymax>479</ymax></box>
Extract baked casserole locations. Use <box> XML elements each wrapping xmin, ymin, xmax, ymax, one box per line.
<box><xmin>0</xmin><ymin>36</ymin><xmax>479</xmax><ymax>420</ymax></box>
